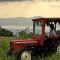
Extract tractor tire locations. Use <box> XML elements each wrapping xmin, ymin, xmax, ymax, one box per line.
<box><xmin>16</xmin><ymin>48</ymin><xmax>32</xmax><ymax>60</ymax></box>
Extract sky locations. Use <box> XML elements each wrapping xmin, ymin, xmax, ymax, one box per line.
<box><xmin>0</xmin><ymin>0</ymin><xmax>60</xmax><ymax>18</ymax></box>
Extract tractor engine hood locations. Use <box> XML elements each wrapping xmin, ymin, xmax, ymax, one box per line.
<box><xmin>13</xmin><ymin>40</ymin><xmax>37</xmax><ymax>44</ymax></box>
<box><xmin>11</xmin><ymin>39</ymin><xmax>39</xmax><ymax>48</ymax></box>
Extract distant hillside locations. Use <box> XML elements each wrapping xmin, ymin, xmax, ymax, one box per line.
<box><xmin>0</xmin><ymin>16</ymin><xmax>43</xmax><ymax>34</ymax></box>
<box><xmin>0</xmin><ymin>17</ymin><xmax>32</xmax><ymax>26</ymax></box>
<box><xmin>0</xmin><ymin>16</ymin><xmax>42</xmax><ymax>26</ymax></box>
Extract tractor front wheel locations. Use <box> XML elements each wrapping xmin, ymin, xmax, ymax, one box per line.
<box><xmin>17</xmin><ymin>50</ymin><xmax>32</xmax><ymax>60</ymax></box>
<box><xmin>21</xmin><ymin>51</ymin><xmax>31</xmax><ymax>60</ymax></box>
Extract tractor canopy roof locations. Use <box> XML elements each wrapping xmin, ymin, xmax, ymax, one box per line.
<box><xmin>32</xmin><ymin>18</ymin><xmax>60</xmax><ymax>22</ymax></box>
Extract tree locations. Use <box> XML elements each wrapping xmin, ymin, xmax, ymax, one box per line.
<box><xmin>0</xmin><ymin>28</ymin><xmax>13</xmax><ymax>37</ymax></box>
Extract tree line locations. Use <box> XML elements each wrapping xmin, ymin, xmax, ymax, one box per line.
<box><xmin>0</xmin><ymin>26</ymin><xmax>13</xmax><ymax>37</ymax></box>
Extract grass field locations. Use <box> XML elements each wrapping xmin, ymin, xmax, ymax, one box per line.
<box><xmin>0</xmin><ymin>37</ymin><xmax>16</xmax><ymax>60</ymax></box>
<box><xmin>0</xmin><ymin>37</ymin><xmax>60</xmax><ymax>60</ymax></box>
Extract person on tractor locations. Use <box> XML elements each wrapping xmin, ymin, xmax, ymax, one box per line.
<box><xmin>50</xmin><ymin>24</ymin><xmax>56</xmax><ymax>36</ymax></box>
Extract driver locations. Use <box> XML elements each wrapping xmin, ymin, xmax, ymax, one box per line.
<box><xmin>50</xmin><ymin>24</ymin><xmax>56</xmax><ymax>36</ymax></box>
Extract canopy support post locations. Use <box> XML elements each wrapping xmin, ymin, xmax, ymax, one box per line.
<box><xmin>55</xmin><ymin>22</ymin><xmax>56</xmax><ymax>31</ymax></box>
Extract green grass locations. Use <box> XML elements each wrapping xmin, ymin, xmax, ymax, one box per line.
<box><xmin>0</xmin><ymin>37</ymin><xmax>16</xmax><ymax>60</ymax></box>
<box><xmin>0</xmin><ymin>37</ymin><xmax>60</xmax><ymax>60</ymax></box>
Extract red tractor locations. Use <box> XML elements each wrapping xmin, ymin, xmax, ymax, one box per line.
<box><xmin>7</xmin><ymin>18</ymin><xmax>60</xmax><ymax>60</ymax></box>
